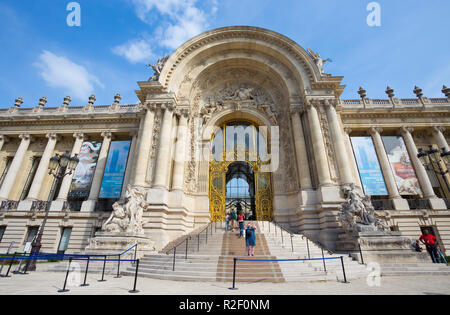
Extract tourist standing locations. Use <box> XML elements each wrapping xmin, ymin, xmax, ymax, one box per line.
<box><xmin>245</xmin><ymin>223</ymin><xmax>257</xmax><ymax>256</ymax></box>
<box><xmin>419</xmin><ymin>229</ymin><xmax>440</xmax><ymax>263</ymax></box>
<box><xmin>230</xmin><ymin>209</ymin><xmax>236</xmax><ymax>231</ymax></box>
<box><xmin>225</xmin><ymin>212</ymin><xmax>230</xmax><ymax>231</ymax></box>
<box><xmin>238</xmin><ymin>212</ymin><xmax>245</xmax><ymax>238</ymax></box>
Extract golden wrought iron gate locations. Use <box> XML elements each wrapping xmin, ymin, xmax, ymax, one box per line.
<box><xmin>208</xmin><ymin>122</ymin><xmax>273</xmax><ymax>222</ymax></box>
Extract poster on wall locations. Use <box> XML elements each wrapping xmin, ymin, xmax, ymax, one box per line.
<box><xmin>99</xmin><ymin>141</ymin><xmax>131</xmax><ymax>199</ymax></box>
<box><xmin>68</xmin><ymin>141</ymin><xmax>102</xmax><ymax>199</ymax></box>
<box><xmin>382</xmin><ymin>136</ymin><xmax>422</xmax><ymax>195</ymax></box>
<box><xmin>351</xmin><ymin>137</ymin><xmax>388</xmax><ymax>196</ymax></box>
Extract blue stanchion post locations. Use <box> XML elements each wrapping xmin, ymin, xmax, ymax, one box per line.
<box><xmin>340</xmin><ymin>256</ymin><xmax>348</xmax><ymax>283</ymax></box>
<box><xmin>98</xmin><ymin>255</ymin><xmax>107</xmax><ymax>282</ymax></box>
<box><xmin>80</xmin><ymin>256</ymin><xmax>90</xmax><ymax>287</ymax></box>
<box><xmin>173</xmin><ymin>247</ymin><xmax>177</xmax><ymax>271</ymax></box>
<box><xmin>4</xmin><ymin>252</ymin><xmax>17</xmax><ymax>278</ymax></box>
<box><xmin>358</xmin><ymin>243</ymin><xmax>364</xmax><ymax>265</ymax></box>
<box><xmin>129</xmin><ymin>259</ymin><xmax>140</xmax><ymax>294</ymax></box>
<box><xmin>229</xmin><ymin>258</ymin><xmax>238</xmax><ymax>290</ymax></box>
<box><xmin>115</xmin><ymin>254</ymin><xmax>121</xmax><ymax>279</ymax></box>
<box><xmin>58</xmin><ymin>258</ymin><xmax>72</xmax><ymax>293</ymax></box>
<box><xmin>321</xmin><ymin>248</ymin><xmax>327</xmax><ymax>273</ymax></box>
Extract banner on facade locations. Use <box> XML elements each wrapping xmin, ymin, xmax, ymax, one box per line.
<box><xmin>382</xmin><ymin>136</ymin><xmax>421</xmax><ymax>195</ymax></box>
<box><xmin>68</xmin><ymin>141</ymin><xmax>102</xmax><ymax>199</ymax></box>
<box><xmin>350</xmin><ymin>137</ymin><xmax>388</xmax><ymax>196</ymax></box>
<box><xmin>99</xmin><ymin>141</ymin><xmax>131</xmax><ymax>199</ymax></box>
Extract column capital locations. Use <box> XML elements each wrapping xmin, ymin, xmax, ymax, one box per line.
<box><xmin>368</xmin><ymin>127</ymin><xmax>383</xmax><ymax>136</ymax></box>
<box><xmin>143</xmin><ymin>103</ymin><xmax>158</xmax><ymax>112</ymax></box>
<box><xmin>432</xmin><ymin>126</ymin><xmax>446</xmax><ymax>134</ymax></box>
<box><xmin>19</xmin><ymin>133</ymin><xmax>34</xmax><ymax>142</ymax></box>
<box><xmin>322</xmin><ymin>99</ymin><xmax>337</xmax><ymax>109</ymax></box>
<box><xmin>0</xmin><ymin>135</ymin><xmax>10</xmax><ymax>143</ymax></box>
<box><xmin>46</xmin><ymin>133</ymin><xmax>60</xmax><ymax>141</ymax></box>
<box><xmin>343</xmin><ymin>127</ymin><xmax>352</xmax><ymax>135</ymax></box>
<box><xmin>290</xmin><ymin>105</ymin><xmax>305</xmax><ymax>116</ymax></box>
<box><xmin>129</xmin><ymin>130</ymin><xmax>139</xmax><ymax>137</ymax></box>
<box><xmin>305</xmin><ymin>99</ymin><xmax>320</xmax><ymax>110</ymax></box>
<box><xmin>400</xmin><ymin>126</ymin><xmax>414</xmax><ymax>136</ymax></box>
<box><xmin>101</xmin><ymin>131</ymin><xmax>114</xmax><ymax>140</ymax></box>
<box><xmin>161</xmin><ymin>103</ymin><xmax>175</xmax><ymax>112</ymax></box>
<box><xmin>73</xmin><ymin>133</ymin><xmax>88</xmax><ymax>141</ymax></box>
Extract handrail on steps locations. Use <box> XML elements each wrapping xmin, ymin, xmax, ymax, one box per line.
<box><xmin>163</xmin><ymin>222</ymin><xmax>214</xmax><ymax>271</ymax></box>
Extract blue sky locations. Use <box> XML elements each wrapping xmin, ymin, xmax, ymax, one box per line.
<box><xmin>0</xmin><ymin>0</ymin><xmax>449</xmax><ymax>108</ymax></box>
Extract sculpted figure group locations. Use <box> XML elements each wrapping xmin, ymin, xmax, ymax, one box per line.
<box><xmin>102</xmin><ymin>185</ymin><xmax>148</xmax><ymax>235</ymax></box>
<box><xmin>338</xmin><ymin>184</ymin><xmax>390</xmax><ymax>233</ymax></box>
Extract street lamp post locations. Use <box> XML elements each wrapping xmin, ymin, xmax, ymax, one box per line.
<box><xmin>417</xmin><ymin>146</ymin><xmax>450</xmax><ymax>193</ymax></box>
<box><xmin>25</xmin><ymin>152</ymin><xmax>79</xmax><ymax>272</ymax></box>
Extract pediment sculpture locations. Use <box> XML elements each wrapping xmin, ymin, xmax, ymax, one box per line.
<box><xmin>338</xmin><ymin>184</ymin><xmax>391</xmax><ymax>234</ymax></box>
<box><xmin>148</xmin><ymin>55</ymin><xmax>169</xmax><ymax>81</ymax></box>
<box><xmin>102</xmin><ymin>185</ymin><xmax>148</xmax><ymax>235</ymax></box>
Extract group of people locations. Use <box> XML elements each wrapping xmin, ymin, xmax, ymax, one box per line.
<box><xmin>225</xmin><ymin>210</ymin><xmax>257</xmax><ymax>256</ymax></box>
<box><xmin>414</xmin><ymin>229</ymin><xmax>448</xmax><ymax>264</ymax></box>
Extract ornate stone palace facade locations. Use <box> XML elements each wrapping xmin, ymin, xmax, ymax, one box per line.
<box><xmin>0</xmin><ymin>27</ymin><xmax>449</xmax><ymax>256</ymax></box>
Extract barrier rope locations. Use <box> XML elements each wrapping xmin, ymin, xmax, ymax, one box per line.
<box><xmin>235</xmin><ymin>257</ymin><xmax>343</xmax><ymax>262</ymax></box>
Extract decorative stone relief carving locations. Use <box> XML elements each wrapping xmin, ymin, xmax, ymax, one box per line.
<box><xmin>317</xmin><ymin>102</ymin><xmax>338</xmax><ymax>182</ymax></box>
<box><xmin>146</xmin><ymin>107</ymin><xmax>162</xmax><ymax>184</ymax></box>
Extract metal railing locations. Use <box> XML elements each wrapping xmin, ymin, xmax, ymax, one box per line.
<box><xmin>0</xmin><ymin>200</ymin><xmax>19</xmax><ymax>211</ymax></box>
<box><xmin>371</xmin><ymin>199</ymin><xmax>394</xmax><ymax>210</ymax></box>
<box><xmin>63</xmin><ymin>200</ymin><xmax>84</xmax><ymax>212</ymax></box>
<box><xmin>0</xmin><ymin>243</ymin><xmax>141</xmax><ymax>293</ymax></box>
<box><xmin>269</xmin><ymin>221</ymin><xmax>334</xmax><ymax>258</ymax></box>
<box><xmin>406</xmin><ymin>198</ymin><xmax>431</xmax><ymax>210</ymax></box>
<box><xmin>163</xmin><ymin>222</ymin><xmax>214</xmax><ymax>271</ymax></box>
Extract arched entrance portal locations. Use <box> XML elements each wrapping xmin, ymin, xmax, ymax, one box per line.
<box><xmin>226</xmin><ymin>161</ymin><xmax>256</xmax><ymax>220</ymax></box>
<box><xmin>209</xmin><ymin>121</ymin><xmax>273</xmax><ymax>222</ymax></box>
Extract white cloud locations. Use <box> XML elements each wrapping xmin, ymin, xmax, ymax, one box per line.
<box><xmin>112</xmin><ymin>39</ymin><xmax>154</xmax><ymax>63</ymax></box>
<box><xmin>34</xmin><ymin>51</ymin><xmax>103</xmax><ymax>101</ymax></box>
<box><xmin>114</xmin><ymin>0</ymin><xmax>216</xmax><ymax>64</ymax></box>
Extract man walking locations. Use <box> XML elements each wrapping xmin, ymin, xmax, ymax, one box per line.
<box><xmin>419</xmin><ymin>229</ymin><xmax>440</xmax><ymax>263</ymax></box>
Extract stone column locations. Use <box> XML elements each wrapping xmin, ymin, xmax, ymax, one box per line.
<box><xmin>55</xmin><ymin>133</ymin><xmax>86</xmax><ymax>202</ymax></box>
<box><xmin>51</xmin><ymin>133</ymin><xmax>86</xmax><ymax>211</ymax></box>
<box><xmin>432</xmin><ymin>126</ymin><xmax>449</xmax><ymax>151</ymax></box>
<box><xmin>172</xmin><ymin>110</ymin><xmax>189</xmax><ymax>191</ymax></box>
<box><xmin>81</xmin><ymin>131</ymin><xmax>113</xmax><ymax>212</ymax></box>
<box><xmin>343</xmin><ymin>128</ymin><xmax>363</xmax><ymax>190</ymax></box>
<box><xmin>400</xmin><ymin>127</ymin><xmax>446</xmax><ymax>210</ymax></box>
<box><xmin>324</xmin><ymin>100</ymin><xmax>354</xmax><ymax>186</ymax></box>
<box><xmin>306</xmin><ymin>101</ymin><xmax>332</xmax><ymax>186</ymax></box>
<box><xmin>290</xmin><ymin>107</ymin><xmax>312</xmax><ymax>189</ymax></box>
<box><xmin>25</xmin><ymin>133</ymin><xmax>59</xmax><ymax>201</ymax></box>
<box><xmin>0</xmin><ymin>133</ymin><xmax>33</xmax><ymax>201</ymax></box>
<box><xmin>368</xmin><ymin>127</ymin><xmax>409</xmax><ymax>210</ymax></box>
<box><xmin>132</xmin><ymin>105</ymin><xmax>156</xmax><ymax>187</ymax></box>
<box><xmin>153</xmin><ymin>104</ymin><xmax>174</xmax><ymax>189</ymax></box>
<box><xmin>121</xmin><ymin>131</ymin><xmax>138</xmax><ymax>198</ymax></box>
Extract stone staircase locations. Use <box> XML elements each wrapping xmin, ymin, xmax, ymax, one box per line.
<box><xmin>122</xmin><ymin>221</ymin><xmax>368</xmax><ymax>282</ymax></box>
<box><xmin>43</xmin><ymin>221</ymin><xmax>450</xmax><ymax>281</ymax></box>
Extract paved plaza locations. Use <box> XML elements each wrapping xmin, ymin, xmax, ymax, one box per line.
<box><xmin>0</xmin><ymin>271</ymin><xmax>449</xmax><ymax>295</ymax></box>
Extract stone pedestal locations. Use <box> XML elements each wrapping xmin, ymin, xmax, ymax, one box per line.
<box><xmin>85</xmin><ymin>232</ymin><xmax>156</xmax><ymax>259</ymax></box>
<box><xmin>337</xmin><ymin>231</ymin><xmax>429</xmax><ymax>263</ymax></box>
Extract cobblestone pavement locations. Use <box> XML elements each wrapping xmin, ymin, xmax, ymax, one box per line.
<box><xmin>0</xmin><ymin>271</ymin><xmax>449</xmax><ymax>295</ymax></box>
